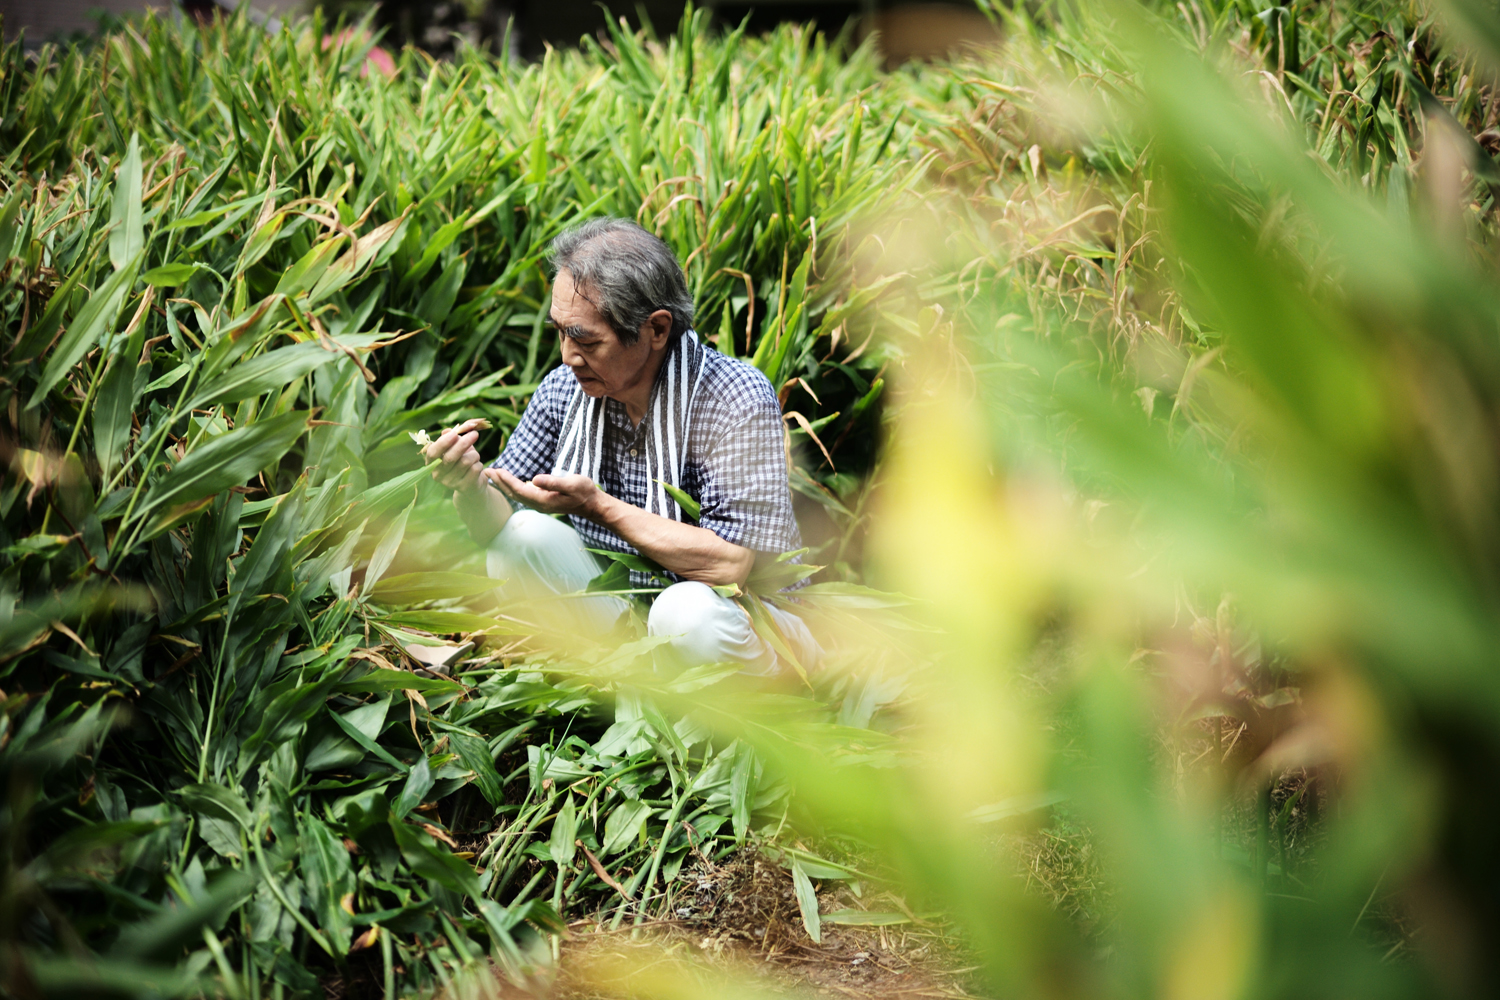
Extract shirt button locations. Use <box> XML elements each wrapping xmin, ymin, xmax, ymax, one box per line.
<box><xmin>629</xmin><ymin>448</ymin><xmax>638</xmax><ymax>457</ymax></box>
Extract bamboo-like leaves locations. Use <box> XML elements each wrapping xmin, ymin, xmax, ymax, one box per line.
<box><xmin>136</xmin><ymin>410</ymin><xmax>310</xmax><ymax>539</ymax></box>
<box><xmin>549</xmin><ymin>794</ymin><xmax>578</xmax><ymax>867</ymax></box>
<box><xmin>227</xmin><ymin>479</ymin><xmax>305</xmax><ymax>617</ymax></box>
<box><xmin>361</xmin><ymin>497</ymin><xmax>413</xmax><ymax>597</ymax></box>
<box><xmin>28</xmin><ymin>254</ymin><xmax>141</xmax><ymax>408</ymax></box>
<box><xmin>92</xmin><ymin>328</ymin><xmax>148</xmax><ymax>478</ymax></box>
<box><xmin>364</xmin><ymin>572</ymin><xmax>499</xmax><ymax>604</ymax></box>
<box><xmin>791</xmin><ymin>860</ymin><xmax>821</xmax><ymax>944</ymax></box>
<box><xmin>189</xmin><ymin>340</ymin><xmax>346</xmax><ymax>409</ymax></box>
<box><xmin>108</xmin><ymin>134</ymin><xmax>143</xmax><ymax>272</ymax></box>
<box><xmin>394</xmin><ymin>755</ymin><xmax>433</xmax><ymax>818</ymax></box>
<box><xmin>390</xmin><ymin>815</ymin><xmax>480</xmax><ymax>898</ymax></box>
<box><xmin>601</xmin><ymin>798</ymin><xmax>650</xmax><ymax>857</ymax></box>
<box><xmin>301</xmin><ymin>815</ymin><xmax>355</xmax><ymax>955</ymax></box>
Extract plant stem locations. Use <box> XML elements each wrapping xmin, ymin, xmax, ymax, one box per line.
<box><xmin>631</xmin><ymin>783</ymin><xmax>688</xmax><ymax>935</ymax></box>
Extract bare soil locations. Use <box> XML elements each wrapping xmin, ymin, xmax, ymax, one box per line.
<box><xmin>550</xmin><ymin>849</ymin><xmax>983</xmax><ymax>1000</ymax></box>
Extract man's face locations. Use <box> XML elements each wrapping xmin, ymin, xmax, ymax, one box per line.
<box><xmin>550</xmin><ymin>269</ymin><xmax>655</xmax><ymax>400</ymax></box>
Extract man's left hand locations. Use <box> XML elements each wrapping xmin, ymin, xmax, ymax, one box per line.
<box><xmin>485</xmin><ymin>468</ymin><xmax>605</xmax><ymax>519</ymax></box>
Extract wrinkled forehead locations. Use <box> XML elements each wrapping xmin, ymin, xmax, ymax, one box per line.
<box><xmin>548</xmin><ymin>269</ymin><xmax>609</xmax><ymax>329</ymax></box>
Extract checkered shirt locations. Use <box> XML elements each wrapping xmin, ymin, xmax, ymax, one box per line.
<box><xmin>491</xmin><ymin>346</ymin><xmax>801</xmax><ymax>581</ymax></box>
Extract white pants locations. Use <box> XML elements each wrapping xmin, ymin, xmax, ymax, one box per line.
<box><xmin>486</xmin><ymin>509</ymin><xmax>819</xmax><ymax>676</ymax></box>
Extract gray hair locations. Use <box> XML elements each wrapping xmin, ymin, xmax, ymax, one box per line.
<box><xmin>548</xmin><ymin>218</ymin><xmax>694</xmax><ymax>344</ymax></box>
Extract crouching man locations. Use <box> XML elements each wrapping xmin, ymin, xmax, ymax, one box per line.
<box><xmin>424</xmin><ymin>218</ymin><xmax>817</xmax><ymax>674</ymax></box>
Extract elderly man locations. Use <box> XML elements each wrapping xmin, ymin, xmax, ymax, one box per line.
<box><xmin>425</xmin><ymin>218</ymin><xmax>817</xmax><ymax>674</ymax></box>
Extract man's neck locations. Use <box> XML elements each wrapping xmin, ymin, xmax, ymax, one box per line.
<box><xmin>613</xmin><ymin>341</ymin><xmax>672</xmax><ymax>427</ymax></box>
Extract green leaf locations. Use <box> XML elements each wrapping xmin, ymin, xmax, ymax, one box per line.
<box><xmin>308</xmin><ymin>214</ymin><xmax>408</xmax><ymax>305</ymax></box>
<box><xmin>778</xmin><ymin>851</ymin><xmax>856</xmax><ymax>880</ymax></box>
<box><xmin>389</xmin><ymin>816</ymin><xmax>480</xmax><ymax>897</ymax></box>
<box><xmin>730</xmin><ymin>742</ymin><xmax>756</xmax><ymax>841</ymax></box>
<box><xmin>109</xmin><ymin>133</ymin><xmax>144</xmax><ymax>272</ymax></box>
<box><xmin>236</xmin><ymin>205</ymin><xmax>284</xmax><ymax>275</ymax></box>
<box><xmin>379</xmin><ymin>610</ymin><xmax>512</xmax><ymax>633</ymax></box>
<box><xmin>600</xmin><ymin>798</ymin><xmax>650</xmax><ymax>857</ymax></box>
<box><xmin>141</xmin><ymin>262</ymin><xmax>201</xmax><ymax>287</ymax></box>
<box><xmin>821</xmin><ymin>910</ymin><xmax>912</xmax><ymax>926</ymax></box>
<box><xmin>548</xmin><ymin>794</ymin><xmax>578</xmax><ymax>867</ymax></box>
<box><xmin>144</xmin><ymin>363</ymin><xmax>190</xmax><ymax>392</ymax></box>
<box><xmin>109</xmin><ymin>870</ymin><xmax>257</xmax><ymax>961</ymax></box>
<box><xmin>969</xmin><ymin>790</ymin><xmax>1068</xmax><ymax>824</ymax></box>
<box><xmin>394</xmin><ymin>755</ymin><xmax>433</xmax><ymax>818</ymax></box>
<box><xmin>190</xmin><ymin>341</ymin><xmax>344</xmax><ymax>409</ymax></box>
<box><xmin>135</xmin><ymin>410</ymin><xmax>310</xmax><ymax>540</ymax></box>
<box><xmin>413</xmin><ymin>255</ymin><xmax>467</xmax><ymax>328</ymax></box>
<box><xmin>656</xmin><ymin>480</ymin><xmax>701</xmax><ymax>522</ymax></box>
<box><xmin>325</xmin><ymin>699</ymin><xmax>407</xmax><ymax>773</ymax></box>
<box><xmin>527</xmin><ymin>127</ymin><xmax>547</xmax><ymax>186</ymax></box>
<box><xmin>12</xmin><ymin>260</ymin><xmax>87</xmax><ymax>363</ymax></box>
<box><xmin>1</xmin><ymin>534</ymin><xmax>74</xmax><ymax>559</ymax></box>
<box><xmin>28</xmin><ymin>253</ymin><xmax>142</xmax><ymax>408</ymax></box>
<box><xmin>449</xmin><ymin>731</ymin><xmax>505</xmax><ymax>806</ymax></box>
<box><xmin>585</xmin><ymin>561</ymin><xmax>631</xmax><ymax>594</ymax></box>
<box><xmin>228</xmin><ymin>479</ymin><xmax>306</xmax><ymax>617</ymax></box>
<box><xmin>344</xmin><ymin>464</ymin><xmax>426</xmax><ymax>526</ymax></box>
<box><xmin>0</xmin><ymin>185</ymin><xmax>26</xmax><ymax>259</ymax></box>
<box><xmin>791</xmin><ymin>860</ymin><xmax>821</xmax><ymax>944</ymax></box>
<box><xmin>178</xmin><ymin>783</ymin><xmax>252</xmax><ymax>831</ymax></box>
<box><xmin>238</xmin><ymin>668</ymin><xmax>344</xmax><ymax>768</ymax></box>
<box><xmin>336</xmin><ymin>667</ymin><xmax>465</xmax><ymax>697</ymax></box>
<box><xmin>275</xmin><ymin>236</ymin><xmax>345</xmax><ymax>299</ymax></box>
<box><xmin>301</xmin><ymin>815</ymin><xmax>355</xmax><ymax>954</ymax></box>
<box><xmin>587</xmin><ymin>548</ymin><xmax>670</xmax><ymax>576</ymax></box>
<box><xmin>93</xmin><ymin>337</ymin><xmax>147</xmax><ymax>479</ymax></box>
<box><xmin>362</xmin><ymin>498</ymin><xmax>413</xmax><ymax>597</ymax></box>
<box><xmin>403</xmin><ymin>214</ymin><xmax>468</xmax><ymax>285</ymax></box>
<box><xmin>35</xmin><ymin>819</ymin><xmax>165</xmax><ymax>873</ymax></box>
<box><xmin>26</xmin><ymin>955</ymin><xmax>197</xmax><ymax>996</ymax></box>
<box><xmin>365</xmin><ymin>572</ymin><xmax>499</xmax><ymax>605</ymax></box>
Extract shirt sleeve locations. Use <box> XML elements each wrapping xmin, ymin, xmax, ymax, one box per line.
<box><xmin>492</xmin><ymin>367</ymin><xmax>567</xmax><ymax>481</ymax></box>
<box><xmin>694</xmin><ymin>371</ymin><xmax>801</xmax><ymax>554</ymax></box>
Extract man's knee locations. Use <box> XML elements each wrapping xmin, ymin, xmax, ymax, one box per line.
<box><xmin>487</xmin><ymin>509</ymin><xmax>594</xmax><ymax>594</ymax></box>
<box><xmin>647</xmin><ymin>582</ymin><xmax>735</xmax><ymax>663</ymax></box>
<box><xmin>647</xmin><ymin>581</ymin><xmax>720</xmax><ymax>639</ymax></box>
<box><xmin>496</xmin><ymin>508</ymin><xmax>565</xmax><ymax>556</ymax></box>
<box><xmin>648</xmin><ymin>581</ymin><xmax>776</xmax><ymax>670</ymax></box>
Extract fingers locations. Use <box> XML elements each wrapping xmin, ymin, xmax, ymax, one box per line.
<box><xmin>436</xmin><ymin>464</ymin><xmax>478</xmax><ymax>490</ymax></box>
<box><xmin>425</xmin><ymin>423</ymin><xmax>484</xmax><ymax>489</ymax></box>
<box><xmin>531</xmin><ymin>473</ymin><xmax>588</xmax><ymax>494</ymax></box>
<box><xmin>422</xmin><ymin>419</ymin><xmax>486</xmax><ymax>463</ymax></box>
<box><xmin>481</xmin><ymin>467</ymin><xmax>510</xmax><ymax>497</ymax></box>
<box><xmin>492</xmin><ymin>468</ymin><xmax>552</xmax><ymax>507</ymax></box>
<box><xmin>492</xmin><ymin>467</ymin><xmax>530</xmax><ymax>499</ymax></box>
<box><xmin>440</xmin><ymin>430</ymin><xmax>479</xmax><ymax>466</ymax></box>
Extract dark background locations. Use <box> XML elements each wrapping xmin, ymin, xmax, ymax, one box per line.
<box><xmin>0</xmin><ymin>0</ymin><xmax>998</xmax><ymax>65</ymax></box>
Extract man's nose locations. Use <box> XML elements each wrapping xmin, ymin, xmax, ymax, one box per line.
<box><xmin>560</xmin><ymin>336</ymin><xmax>583</xmax><ymax>367</ymax></box>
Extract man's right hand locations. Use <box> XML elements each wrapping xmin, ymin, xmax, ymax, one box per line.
<box><xmin>423</xmin><ymin>419</ymin><xmax>511</xmax><ymax>544</ymax></box>
<box><xmin>423</xmin><ymin>419</ymin><xmax>487</xmax><ymax>492</ymax></box>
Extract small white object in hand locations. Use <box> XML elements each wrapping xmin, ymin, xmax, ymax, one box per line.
<box><xmin>411</xmin><ymin>418</ymin><xmax>491</xmax><ymax>452</ymax></box>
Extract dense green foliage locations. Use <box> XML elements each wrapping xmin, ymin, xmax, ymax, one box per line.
<box><xmin>0</xmin><ymin>11</ymin><xmax>916</xmax><ymax>996</ymax></box>
<box><xmin>10</xmin><ymin>0</ymin><xmax>1500</xmax><ymax>997</ymax></box>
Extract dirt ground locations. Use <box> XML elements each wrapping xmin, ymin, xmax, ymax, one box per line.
<box><xmin>545</xmin><ymin>850</ymin><xmax>983</xmax><ymax>1000</ymax></box>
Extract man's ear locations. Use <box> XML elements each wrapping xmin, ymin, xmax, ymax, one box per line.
<box><xmin>642</xmin><ymin>309</ymin><xmax>673</xmax><ymax>349</ymax></box>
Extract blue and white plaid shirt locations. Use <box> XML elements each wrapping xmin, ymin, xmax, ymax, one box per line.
<box><xmin>491</xmin><ymin>345</ymin><xmax>801</xmax><ymax>578</ymax></box>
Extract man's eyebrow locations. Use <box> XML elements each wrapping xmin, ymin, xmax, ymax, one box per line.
<box><xmin>549</xmin><ymin>316</ymin><xmax>596</xmax><ymax>340</ymax></box>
